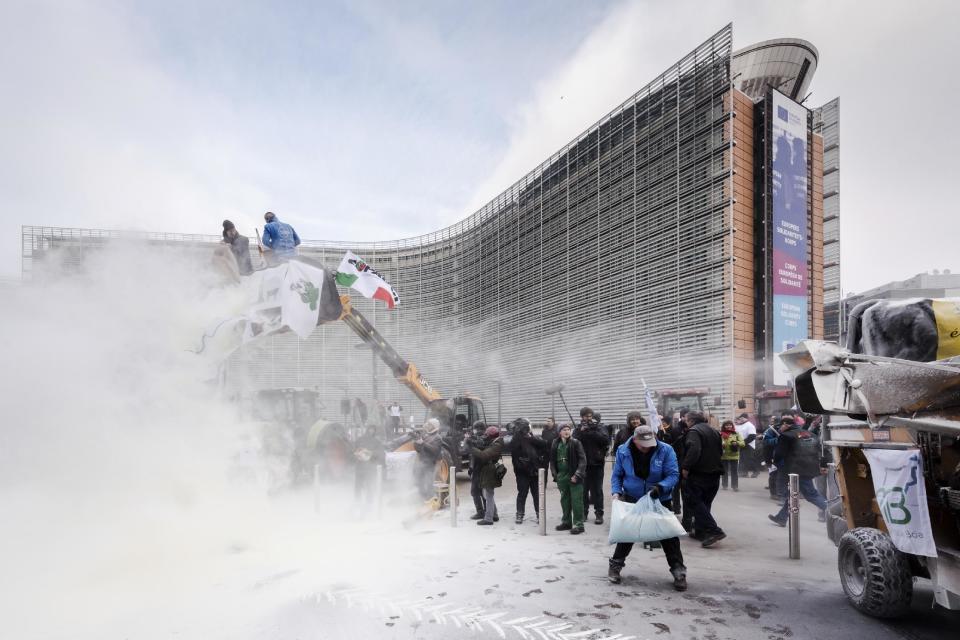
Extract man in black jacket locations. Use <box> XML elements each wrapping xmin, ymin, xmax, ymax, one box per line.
<box><xmin>573</xmin><ymin>407</ymin><xmax>611</xmax><ymax>525</ymax></box>
<box><xmin>681</xmin><ymin>411</ymin><xmax>726</xmax><ymax>547</ymax></box>
<box><xmin>768</xmin><ymin>418</ymin><xmax>829</xmax><ymax>526</ymax></box>
<box><xmin>614</xmin><ymin>412</ymin><xmax>644</xmax><ymax>450</ymax></box>
<box><xmin>510</xmin><ymin>418</ymin><xmax>548</xmax><ymax>523</ymax></box>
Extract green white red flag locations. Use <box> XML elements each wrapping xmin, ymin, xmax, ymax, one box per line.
<box><xmin>335</xmin><ymin>251</ymin><xmax>400</xmax><ymax>309</ymax></box>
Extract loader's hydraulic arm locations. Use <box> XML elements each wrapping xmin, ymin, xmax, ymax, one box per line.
<box><xmin>337</xmin><ymin>295</ymin><xmax>441</xmax><ymax>406</ymax></box>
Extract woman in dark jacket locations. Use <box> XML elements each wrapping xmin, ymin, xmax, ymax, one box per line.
<box><xmin>470</xmin><ymin>426</ymin><xmax>505</xmax><ymax>525</ymax></box>
<box><xmin>509</xmin><ymin>418</ymin><xmax>548</xmax><ymax>523</ymax></box>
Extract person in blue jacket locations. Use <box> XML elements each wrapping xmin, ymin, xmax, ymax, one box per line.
<box><xmin>608</xmin><ymin>423</ymin><xmax>687</xmax><ymax>591</ymax></box>
<box><xmin>261</xmin><ymin>211</ymin><xmax>301</xmax><ymax>262</ymax></box>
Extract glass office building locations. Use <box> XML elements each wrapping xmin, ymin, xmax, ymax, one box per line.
<box><xmin>22</xmin><ymin>24</ymin><xmax>835</xmax><ymax>422</ymax></box>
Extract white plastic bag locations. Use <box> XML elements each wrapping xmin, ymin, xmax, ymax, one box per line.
<box><xmin>608</xmin><ymin>495</ymin><xmax>687</xmax><ymax>544</ymax></box>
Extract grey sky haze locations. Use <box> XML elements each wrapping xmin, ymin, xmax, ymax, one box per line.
<box><xmin>2</xmin><ymin>0</ymin><xmax>957</xmax><ymax>294</ymax></box>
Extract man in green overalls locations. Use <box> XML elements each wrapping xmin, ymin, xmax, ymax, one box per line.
<box><xmin>549</xmin><ymin>423</ymin><xmax>587</xmax><ymax>534</ymax></box>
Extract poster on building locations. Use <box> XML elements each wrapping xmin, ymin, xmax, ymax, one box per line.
<box><xmin>863</xmin><ymin>449</ymin><xmax>938</xmax><ymax>557</ymax></box>
<box><xmin>770</xmin><ymin>90</ymin><xmax>809</xmax><ymax>385</ymax></box>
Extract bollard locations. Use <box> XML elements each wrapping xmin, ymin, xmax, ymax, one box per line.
<box><xmin>788</xmin><ymin>473</ymin><xmax>800</xmax><ymax>559</ymax></box>
<box><xmin>538</xmin><ymin>468</ymin><xmax>547</xmax><ymax>536</ymax></box>
<box><xmin>313</xmin><ymin>463</ymin><xmax>321</xmax><ymax>514</ymax></box>
<box><xmin>826</xmin><ymin>463</ymin><xmax>838</xmax><ymax>501</ymax></box>
<box><xmin>375</xmin><ymin>464</ymin><xmax>384</xmax><ymax>519</ymax></box>
<box><xmin>450</xmin><ymin>464</ymin><xmax>458</xmax><ymax>527</ymax></box>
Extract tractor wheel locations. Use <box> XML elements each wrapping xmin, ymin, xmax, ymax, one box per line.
<box><xmin>837</xmin><ymin>528</ymin><xmax>913</xmax><ymax>618</ymax></box>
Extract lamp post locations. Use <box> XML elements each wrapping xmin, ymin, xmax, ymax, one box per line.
<box><xmin>496</xmin><ymin>380</ymin><xmax>502</xmax><ymax>428</ymax></box>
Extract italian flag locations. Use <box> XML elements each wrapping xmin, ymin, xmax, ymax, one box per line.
<box><xmin>335</xmin><ymin>251</ymin><xmax>401</xmax><ymax>309</ymax></box>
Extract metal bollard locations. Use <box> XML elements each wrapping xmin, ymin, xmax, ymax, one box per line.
<box><xmin>375</xmin><ymin>464</ymin><xmax>384</xmax><ymax>519</ymax></box>
<box><xmin>450</xmin><ymin>465</ymin><xmax>458</xmax><ymax>527</ymax></box>
<box><xmin>826</xmin><ymin>463</ymin><xmax>838</xmax><ymax>501</ymax></box>
<box><xmin>314</xmin><ymin>463</ymin><xmax>321</xmax><ymax>514</ymax></box>
<box><xmin>538</xmin><ymin>468</ymin><xmax>547</xmax><ymax>536</ymax></box>
<box><xmin>788</xmin><ymin>473</ymin><xmax>800</xmax><ymax>559</ymax></box>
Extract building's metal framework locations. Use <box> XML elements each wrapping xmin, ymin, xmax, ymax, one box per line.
<box><xmin>814</xmin><ymin>98</ymin><xmax>841</xmax><ymax>341</ymax></box>
<box><xmin>22</xmin><ymin>26</ymin><xmax>739</xmax><ymax>423</ymax></box>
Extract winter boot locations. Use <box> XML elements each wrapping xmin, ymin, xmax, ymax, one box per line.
<box><xmin>768</xmin><ymin>514</ymin><xmax>786</xmax><ymax>527</ymax></box>
<box><xmin>671</xmin><ymin>566</ymin><xmax>688</xmax><ymax>591</ymax></box>
<box><xmin>556</xmin><ymin>522</ymin><xmax>572</xmax><ymax>531</ymax></box>
<box><xmin>515</xmin><ymin>513</ymin><xmax>524</xmax><ymax>524</ymax></box>
<box><xmin>594</xmin><ymin>513</ymin><xmax>604</xmax><ymax>525</ymax></box>
<box><xmin>470</xmin><ymin>512</ymin><xmax>484</xmax><ymax>520</ymax></box>
<box><xmin>570</xmin><ymin>525</ymin><xmax>584</xmax><ymax>535</ymax></box>
<box><xmin>608</xmin><ymin>560</ymin><xmax>624</xmax><ymax>584</ymax></box>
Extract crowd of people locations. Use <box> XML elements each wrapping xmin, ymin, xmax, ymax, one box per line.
<box><xmin>366</xmin><ymin>404</ymin><xmax>833</xmax><ymax>592</ymax></box>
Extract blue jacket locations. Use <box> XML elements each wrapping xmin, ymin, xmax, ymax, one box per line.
<box><xmin>262</xmin><ymin>219</ymin><xmax>301</xmax><ymax>257</ymax></box>
<box><xmin>610</xmin><ymin>439</ymin><xmax>679</xmax><ymax>503</ymax></box>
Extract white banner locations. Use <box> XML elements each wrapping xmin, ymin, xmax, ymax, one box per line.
<box><xmin>863</xmin><ymin>449</ymin><xmax>937</xmax><ymax>557</ymax></box>
<box><xmin>280</xmin><ymin>260</ymin><xmax>326</xmax><ymax>338</ymax></box>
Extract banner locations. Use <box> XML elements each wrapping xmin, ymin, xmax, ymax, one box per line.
<box><xmin>770</xmin><ymin>90</ymin><xmax>809</xmax><ymax>385</ymax></box>
<box><xmin>863</xmin><ymin>449</ymin><xmax>937</xmax><ymax>557</ymax></box>
<box><xmin>280</xmin><ymin>260</ymin><xmax>326</xmax><ymax>338</ymax></box>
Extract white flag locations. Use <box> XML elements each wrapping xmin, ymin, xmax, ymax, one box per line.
<box><xmin>280</xmin><ymin>260</ymin><xmax>326</xmax><ymax>338</ymax></box>
<box><xmin>863</xmin><ymin>449</ymin><xmax>937</xmax><ymax>557</ymax></box>
<box><xmin>642</xmin><ymin>379</ymin><xmax>662</xmax><ymax>430</ymax></box>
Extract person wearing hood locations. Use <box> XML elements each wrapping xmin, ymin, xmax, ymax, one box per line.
<box><xmin>720</xmin><ymin>421</ymin><xmax>746</xmax><ymax>491</ymax></box>
<box><xmin>353</xmin><ymin>423</ymin><xmax>385</xmax><ymax>503</ymax></box>
<box><xmin>261</xmin><ymin>211</ymin><xmax>301</xmax><ymax>262</ymax></box>
<box><xmin>221</xmin><ymin>220</ymin><xmax>254</xmax><ymax>276</ymax></box>
<box><xmin>466</xmin><ymin>421</ymin><xmax>489</xmax><ymax>519</ymax></box>
<box><xmin>509</xmin><ymin>418</ymin><xmax>548</xmax><ymax>523</ymax></box>
<box><xmin>470</xmin><ymin>426</ymin><xmax>505</xmax><ymax>525</ymax></box>
<box><xmin>412</xmin><ymin>418</ymin><xmax>443</xmax><ymax>500</ymax></box>
<box><xmin>608</xmin><ymin>424</ymin><xmax>687</xmax><ymax>590</ymax></box>
<box><xmin>614</xmin><ymin>412</ymin><xmax>645</xmax><ymax>450</ymax></box>
<box><xmin>573</xmin><ymin>406</ymin><xmax>610</xmax><ymax>525</ymax></box>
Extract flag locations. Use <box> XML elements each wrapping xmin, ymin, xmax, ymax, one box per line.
<box><xmin>642</xmin><ymin>379</ymin><xmax>662</xmax><ymax>430</ymax></box>
<box><xmin>335</xmin><ymin>251</ymin><xmax>400</xmax><ymax>309</ymax></box>
<box><xmin>280</xmin><ymin>260</ymin><xmax>326</xmax><ymax>338</ymax></box>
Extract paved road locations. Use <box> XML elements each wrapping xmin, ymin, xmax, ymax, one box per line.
<box><xmin>275</xmin><ymin>465</ymin><xmax>958</xmax><ymax>640</ymax></box>
<box><xmin>51</xmin><ymin>463</ymin><xmax>956</xmax><ymax>639</ymax></box>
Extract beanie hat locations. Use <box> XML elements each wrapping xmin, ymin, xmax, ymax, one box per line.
<box><xmin>484</xmin><ymin>426</ymin><xmax>500</xmax><ymax>439</ymax></box>
<box><xmin>222</xmin><ymin>220</ymin><xmax>235</xmax><ymax>231</ymax></box>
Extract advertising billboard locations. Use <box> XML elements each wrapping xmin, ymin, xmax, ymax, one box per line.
<box><xmin>770</xmin><ymin>90</ymin><xmax>809</xmax><ymax>385</ymax></box>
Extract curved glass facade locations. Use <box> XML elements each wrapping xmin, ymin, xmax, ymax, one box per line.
<box><xmin>24</xmin><ymin>25</ymin><xmax>774</xmax><ymax>424</ymax></box>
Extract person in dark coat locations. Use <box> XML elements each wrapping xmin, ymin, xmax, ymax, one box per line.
<box><xmin>768</xmin><ymin>417</ymin><xmax>829</xmax><ymax>526</ymax></box>
<box><xmin>540</xmin><ymin>417</ymin><xmax>560</xmax><ymax>450</ymax></box>
<box><xmin>614</xmin><ymin>412</ymin><xmax>645</xmax><ymax>450</ymax></box>
<box><xmin>608</xmin><ymin>424</ymin><xmax>687</xmax><ymax>590</ymax></box>
<box><xmin>509</xmin><ymin>418</ymin><xmax>548</xmax><ymax>523</ymax></box>
<box><xmin>412</xmin><ymin>419</ymin><xmax>443</xmax><ymax>500</ymax></box>
<box><xmin>465</xmin><ymin>421</ymin><xmax>488</xmax><ymax>519</ymax></box>
<box><xmin>353</xmin><ymin>424</ymin><xmax>385</xmax><ymax>503</ymax></box>
<box><xmin>573</xmin><ymin>406</ymin><xmax>611</xmax><ymax>525</ymax></box>
<box><xmin>470</xmin><ymin>426</ymin><xmax>505</xmax><ymax>525</ymax></box>
<box><xmin>550</xmin><ymin>424</ymin><xmax>587</xmax><ymax>533</ymax></box>
<box><xmin>658</xmin><ymin>415</ymin><xmax>687</xmax><ymax>517</ymax></box>
<box><xmin>221</xmin><ymin>220</ymin><xmax>254</xmax><ymax>275</ymax></box>
<box><xmin>680</xmin><ymin>411</ymin><xmax>726</xmax><ymax>547</ymax></box>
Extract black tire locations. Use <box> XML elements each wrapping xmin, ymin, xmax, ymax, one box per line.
<box><xmin>837</xmin><ymin>527</ymin><xmax>913</xmax><ymax>618</ymax></box>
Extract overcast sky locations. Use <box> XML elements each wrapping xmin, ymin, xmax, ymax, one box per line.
<box><xmin>2</xmin><ymin>0</ymin><xmax>957</xmax><ymax>294</ymax></box>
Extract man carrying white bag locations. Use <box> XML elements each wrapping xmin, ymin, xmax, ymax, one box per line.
<box><xmin>608</xmin><ymin>424</ymin><xmax>688</xmax><ymax>590</ymax></box>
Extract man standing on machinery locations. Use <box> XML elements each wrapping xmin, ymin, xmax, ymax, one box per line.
<box><xmin>412</xmin><ymin>419</ymin><xmax>443</xmax><ymax>500</ymax></box>
<box><xmin>261</xmin><ymin>211</ymin><xmax>301</xmax><ymax>263</ymax></box>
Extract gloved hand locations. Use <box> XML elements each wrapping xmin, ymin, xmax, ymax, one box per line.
<box><xmin>648</xmin><ymin>485</ymin><xmax>661</xmax><ymax>500</ymax></box>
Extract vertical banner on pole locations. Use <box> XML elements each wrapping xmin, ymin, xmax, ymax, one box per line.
<box><xmin>863</xmin><ymin>449</ymin><xmax>937</xmax><ymax>557</ymax></box>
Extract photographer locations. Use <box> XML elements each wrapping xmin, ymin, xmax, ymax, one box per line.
<box><xmin>469</xmin><ymin>426</ymin><xmax>505</xmax><ymax>526</ymax></box>
<box><xmin>509</xmin><ymin>418</ymin><xmax>548</xmax><ymax>524</ymax></box>
<box><xmin>573</xmin><ymin>406</ymin><xmax>610</xmax><ymax>525</ymax></box>
<box><xmin>720</xmin><ymin>421</ymin><xmax>745</xmax><ymax>491</ymax></box>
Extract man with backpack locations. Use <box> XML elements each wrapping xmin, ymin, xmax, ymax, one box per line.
<box><xmin>768</xmin><ymin>416</ymin><xmax>829</xmax><ymax>526</ymax></box>
<box><xmin>469</xmin><ymin>425</ymin><xmax>505</xmax><ymax>526</ymax></box>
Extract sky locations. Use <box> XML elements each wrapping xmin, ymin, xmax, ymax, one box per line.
<box><xmin>1</xmin><ymin>0</ymin><xmax>958</xmax><ymax>294</ymax></box>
